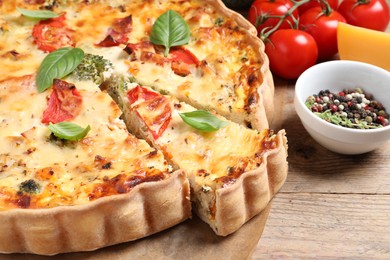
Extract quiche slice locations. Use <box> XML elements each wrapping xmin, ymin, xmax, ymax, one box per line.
<box><xmin>109</xmin><ymin>83</ymin><xmax>288</xmax><ymax>236</ymax></box>
<box><xmin>0</xmin><ymin>75</ymin><xmax>191</xmax><ymax>255</ymax></box>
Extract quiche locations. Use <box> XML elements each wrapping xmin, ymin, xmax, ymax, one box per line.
<box><xmin>0</xmin><ymin>0</ymin><xmax>288</xmax><ymax>256</ymax></box>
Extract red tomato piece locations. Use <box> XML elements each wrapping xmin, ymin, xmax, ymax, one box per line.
<box><xmin>300</xmin><ymin>7</ymin><xmax>346</xmax><ymax>61</ymax></box>
<box><xmin>298</xmin><ymin>0</ymin><xmax>339</xmax><ymax>15</ymax></box>
<box><xmin>169</xmin><ymin>47</ymin><xmax>200</xmax><ymax>76</ymax></box>
<box><xmin>127</xmin><ymin>86</ymin><xmax>172</xmax><ymax>140</ymax></box>
<box><xmin>265</xmin><ymin>29</ymin><xmax>318</xmax><ymax>79</ymax></box>
<box><xmin>96</xmin><ymin>15</ymin><xmax>133</xmax><ymax>47</ymax></box>
<box><xmin>32</xmin><ymin>14</ymin><xmax>75</xmax><ymax>53</ymax></box>
<box><xmin>41</xmin><ymin>79</ymin><xmax>83</xmax><ymax>124</ymax></box>
<box><xmin>127</xmin><ymin>85</ymin><xmax>160</xmax><ymax>104</ymax></box>
<box><xmin>248</xmin><ymin>0</ymin><xmax>299</xmax><ymax>36</ymax></box>
<box><xmin>112</xmin><ymin>15</ymin><xmax>133</xmax><ymax>34</ymax></box>
<box><xmin>169</xmin><ymin>47</ymin><xmax>200</xmax><ymax>66</ymax></box>
<box><xmin>95</xmin><ymin>34</ymin><xmax>121</xmax><ymax>48</ymax></box>
<box><xmin>338</xmin><ymin>0</ymin><xmax>390</xmax><ymax>31</ymax></box>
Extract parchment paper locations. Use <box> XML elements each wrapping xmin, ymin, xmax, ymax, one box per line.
<box><xmin>0</xmin><ymin>203</ymin><xmax>271</xmax><ymax>260</ymax></box>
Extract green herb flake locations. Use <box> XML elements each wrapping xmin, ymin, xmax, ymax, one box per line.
<box><xmin>48</xmin><ymin>122</ymin><xmax>91</xmax><ymax>141</ymax></box>
<box><xmin>214</xmin><ymin>17</ymin><xmax>224</xmax><ymax>26</ymax></box>
<box><xmin>37</xmin><ymin>47</ymin><xmax>85</xmax><ymax>93</ymax></box>
<box><xmin>179</xmin><ymin>110</ymin><xmax>229</xmax><ymax>132</ymax></box>
<box><xmin>150</xmin><ymin>9</ymin><xmax>190</xmax><ymax>57</ymax></box>
<box><xmin>17</xmin><ymin>7</ymin><xmax>59</xmax><ymax>20</ymax></box>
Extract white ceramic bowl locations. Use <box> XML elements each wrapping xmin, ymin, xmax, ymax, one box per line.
<box><xmin>294</xmin><ymin>60</ymin><xmax>390</xmax><ymax>154</ymax></box>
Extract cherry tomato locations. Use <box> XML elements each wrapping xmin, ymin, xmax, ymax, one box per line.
<box><xmin>298</xmin><ymin>0</ymin><xmax>339</xmax><ymax>15</ymax></box>
<box><xmin>299</xmin><ymin>7</ymin><xmax>346</xmax><ymax>61</ymax></box>
<box><xmin>248</xmin><ymin>0</ymin><xmax>299</xmax><ymax>35</ymax></box>
<box><xmin>32</xmin><ymin>14</ymin><xmax>75</xmax><ymax>53</ymax></box>
<box><xmin>337</xmin><ymin>0</ymin><xmax>390</xmax><ymax>31</ymax></box>
<box><xmin>265</xmin><ymin>29</ymin><xmax>318</xmax><ymax>79</ymax></box>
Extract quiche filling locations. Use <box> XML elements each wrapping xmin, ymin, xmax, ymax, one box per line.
<box><xmin>0</xmin><ymin>75</ymin><xmax>171</xmax><ymax>210</ymax></box>
<box><xmin>0</xmin><ymin>0</ymin><xmax>271</xmax><ymax>129</ymax></box>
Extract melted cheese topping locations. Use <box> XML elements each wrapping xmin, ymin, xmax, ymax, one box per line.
<box><xmin>1</xmin><ymin>0</ymin><xmax>265</xmax><ymax>118</ymax></box>
<box><xmin>0</xmin><ymin>76</ymin><xmax>169</xmax><ymax>210</ymax></box>
<box><xmin>122</xmin><ymin>84</ymin><xmax>276</xmax><ymax>189</ymax></box>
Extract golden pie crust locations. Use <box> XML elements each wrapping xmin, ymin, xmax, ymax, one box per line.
<box><xmin>0</xmin><ymin>170</ymin><xmax>190</xmax><ymax>255</ymax></box>
<box><xmin>211</xmin><ymin>131</ymin><xmax>287</xmax><ymax>236</ymax></box>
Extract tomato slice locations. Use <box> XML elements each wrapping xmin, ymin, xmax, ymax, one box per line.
<box><xmin>169</xmin><ymin>47</ymin><xmax>200</xmax><ymax>66</ymax></box>
<box><xmin>169</xmin><ymin>47</ymin><xmax>200</xmax><ymax>77</ymax></box>
<box><xmin>112</xmin><ymin>15</ymin><xmax>133</xmax><ymax>35</ymax></box>
<box><xmin>41</xmin><ymin>79</ymin><xmax>83</xmax><ymax>124</ymax></box>
<box><xmin>127</xmin><ymin>85</ymin><xmax>172</xmax><ymax>140</ymax></box>
<box><xmin>32</xmin><ymin>14</ymin><xmax>75</xmax><ymax>53</ymax></box>
<box><xmin>127</xmin><ymin>84</ymin><xmax>160</xmax><ymax>104</ymax></box>
<box><xmin>95</xmin><ymin>34</ymin><xmax>121</xmax><ymax>48</ymax></box>
<box><xmin>124</xmin><ymin>43</ymin><xmax>199</xmax><ymax>76</ymax></box>
<box><xmin>96</xmin><ymin>15</ymin><xmax>133</xmax><ymax>47</ymax></box>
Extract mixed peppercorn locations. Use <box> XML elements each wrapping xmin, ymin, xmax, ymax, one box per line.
<box><xmin>305</xmin><ymin>88</ymin><xmax>389</xmax><ymax>129</ymax></box>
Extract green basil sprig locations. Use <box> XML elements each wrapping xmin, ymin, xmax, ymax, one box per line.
<box><xmin>37</xmin><ymin>47</ymin><xmax>85</xmax><ymax>93</ymax></box>
<box><xmin>150</xmin><ymin>9</ymin><xmax>190</xmax><ymax>57</ymax></box>
<box><xmin>17</xmin><ymin>7</ymin><xmax>59</xmax><ymax>20</ymax></box>
<box><xmin>48</xmin><ymin>122</ymin><xmax>91</xmax><ymax>141</ymax></box>
<box><xmin>179</xmin><ymin>110</ymin><xmax>229</xmax><ymax>132</ymax></box>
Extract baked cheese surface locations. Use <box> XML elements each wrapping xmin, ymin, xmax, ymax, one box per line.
<box><xmin>0</xmin><ymin>76</ymin><xmax>169</xmax><ymax>210</ymax></box>
<box><xmin>122</xmin><ymin>84</ymin><xmax>277</xmax><ymax>185</ymax></box>
<box><xmin>1</xmin><ymin>0</ymin><xmax>267</xmax><ymax>128</ymax></box>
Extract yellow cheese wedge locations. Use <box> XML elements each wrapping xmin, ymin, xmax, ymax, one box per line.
<box><xmin>337</xmin><ymin>22</ymin><xmax>390</xmax><ymax>72</ymax></box>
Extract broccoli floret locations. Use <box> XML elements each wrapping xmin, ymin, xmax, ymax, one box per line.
<box><xmin>19</xmin><ymin>179</ymin><xmax>41</xmax><ymax>194</ymax></box>
<box><xmin>70</xmin><ymin>53</ymin><xmax>113</xmax><ymax>85</ymax></box>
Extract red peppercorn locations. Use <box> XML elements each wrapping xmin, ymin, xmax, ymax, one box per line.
<box><xmin>338</xmin><ymin>91</ymin><xmax>345</xmax><ymax>97</ymax></box>
<box><xmin>311</xmin><ymin>106</ymin><xmax>318</xmax><ymax>112</ymax></box>
<box><xmin>378</xmin><ymin>116</ymin><xmax>386</xmax><ymax>126</ymax></box>
<box><xmin>330</xmin><ymin>104</ymin><xmax>338</xmax><ymax>112</ymax></box>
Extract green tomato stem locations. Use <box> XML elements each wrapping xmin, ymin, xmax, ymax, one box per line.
<box><xmin>260</xmin><ymin>0</ymin><xmax>312</xmax><ymax>41</ymax></box>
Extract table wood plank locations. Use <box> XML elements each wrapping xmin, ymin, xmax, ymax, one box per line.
<box><xmin>253</xmin><ymin>193</ymin><xmax>390</xmax><ymax>259</ymax></box>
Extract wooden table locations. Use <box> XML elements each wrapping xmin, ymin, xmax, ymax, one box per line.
<box><xmin>251</xmin><ymin>72</ymin><xmax>390</xmax><ymax>259</ymax></box>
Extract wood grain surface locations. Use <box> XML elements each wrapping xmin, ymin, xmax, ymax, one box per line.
<box><xmin>252</xmin><ymin>23</ymin><xmax>390</xmax><ymax>259</ymax></box>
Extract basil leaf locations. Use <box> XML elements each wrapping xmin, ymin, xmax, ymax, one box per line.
<box><xmin>179</xmin><ymin>110</ymin><xmax>229</xmax><ymax>132</ymax></box>
<box><xmin>17</xmin><ymin>7</ymin><xmax>59</xmax><ymax>20</ymax></box>
<box><xmin>150</xmin><ymin>9</ymin><xmax>190</xmax><ymax>56</ymax></box>
<box><xmin>37</xmin><ymin>47</ymin><xmax>85</xmax><ymax>93</ymax></box>
<box><xmin>48</xmin><ymin>122</ymin><xmax>91</xmax><ymax>141</ymax></box>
